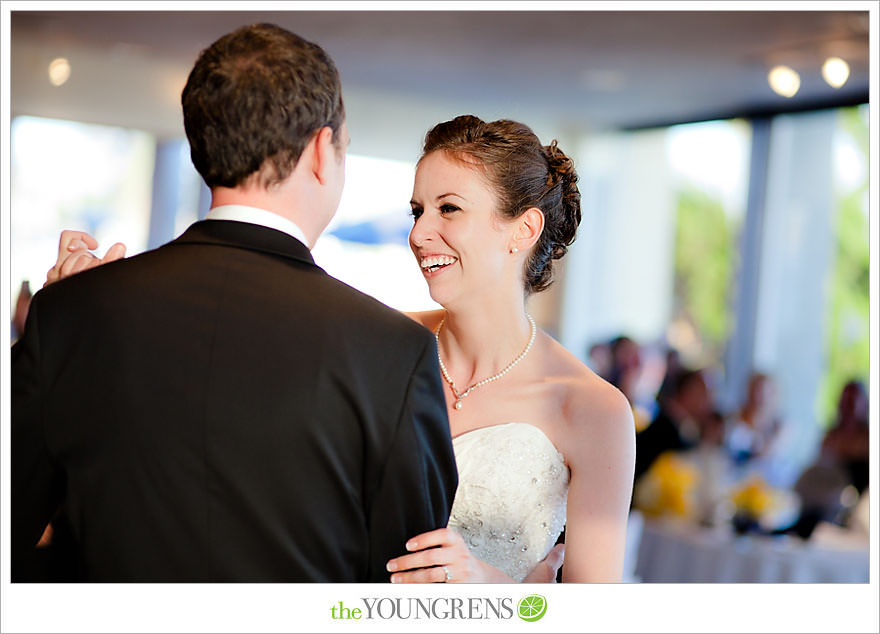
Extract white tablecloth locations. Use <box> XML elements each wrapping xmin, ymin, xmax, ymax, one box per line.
<box><xmin>635</xmin><ymin>519</ymin><xmax>869</xmax><ymax>583</ymax></box>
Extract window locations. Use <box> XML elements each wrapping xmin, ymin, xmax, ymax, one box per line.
<box><xmin>10</xmin><ymin>116</ymin><xmax>154</xmax><ymax>313</ymax></box>
<box><xmin>666</xmin><ymin>120</ymin><xmax>751</xmax><ymax>369</ymax></box>
<box><xmin>819</xmin><ymin>104</ymin><xmax>869</xmax><ymax>425</ymax></box>
<box><xmin>313</xmin><ymin>154</ymin><xmax>439</xmax><ymax>313</ymax></box>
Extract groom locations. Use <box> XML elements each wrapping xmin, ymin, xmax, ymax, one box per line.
<box><xmin>11</xmin><ymin>23</ymin><xmax>458</xmax><ymax>582</ymax></box>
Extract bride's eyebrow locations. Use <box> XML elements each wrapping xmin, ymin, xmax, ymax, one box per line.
<box><xmin>437</xmin><ymin>193</ymin><xmax>466</xmax><ymax>202</ymax></box>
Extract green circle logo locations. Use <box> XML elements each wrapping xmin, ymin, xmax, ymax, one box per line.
<box><xmin>517</xmin><ymin>595</ymin><xmax>547</xmax><ymax>622</ymax></box>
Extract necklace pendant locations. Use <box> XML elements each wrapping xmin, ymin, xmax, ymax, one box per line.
<box><xmin>435</xmin><ymin>312</ymin><xmax>536</xmax><ymax>417</ymax></box>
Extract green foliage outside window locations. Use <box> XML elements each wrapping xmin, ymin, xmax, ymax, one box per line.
<box><xmin>672</xmin><ymin>186</ymin><xmax>738</xmax><ymax>368</ymax></box>
<box><xmin>818</xmin><ymin>105</ymin><xmax>870</xmax><ymax>427</ymax></box>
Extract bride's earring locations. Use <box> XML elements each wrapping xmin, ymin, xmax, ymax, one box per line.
<box><xmin>510</xmin><ymin>247</ymin><xmax>519</xmax><ymax>254</ymax></box>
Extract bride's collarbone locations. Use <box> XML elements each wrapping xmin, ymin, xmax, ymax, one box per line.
<box><xmin>447</xmin><ymin>407</ymin><xmax>561</xmax><ymax>445</ymax></box>
<box><xmin>444</xmin><ymin>391</ymin><xmax>523</xmax><ymax>425</ymax></box>
<box><xmin>445</xmin><ymin>384</ymin><xmax>560</xmax><ymax>418</ymax></box>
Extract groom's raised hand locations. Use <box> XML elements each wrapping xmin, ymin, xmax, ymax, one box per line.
<box><xmin>45</xmin><ymin>230</ymin><xmax>127</xmax><ymax>287</ymax></box>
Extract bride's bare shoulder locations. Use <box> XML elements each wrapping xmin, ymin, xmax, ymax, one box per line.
<box><xmin>402</xmin><ymin>309</ymin><xmax>444</xmax><ymax>332</ymax></box>
<box><xmin>543</xmin><ymin>336</ymin><xmax>634</xmax><ymax>442</ymax></box>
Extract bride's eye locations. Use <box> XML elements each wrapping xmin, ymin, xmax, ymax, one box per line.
<box><xmin>440</xmin><ymin>204</ymin><xmax>460</xmax><ymax>214</ymax></box>
<box><xmin>409</xmin><ymin>206</ymin><xmax>424</xmax><ymax>221</ymax></box>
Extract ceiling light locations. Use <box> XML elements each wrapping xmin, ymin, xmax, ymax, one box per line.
<box><xmin>822</xmin><ymin>57</ymin><xmax>850</xmax><ymax>89</ymax></box>
<box><xmin>48</xmin><ymin>58</ymin><xmax>71</xmax><ymax>86</ymax></box>
<box><xmin>768</xmin><ymin>65</ymin><xmax>800</xmax><ymax>98</ymax></box>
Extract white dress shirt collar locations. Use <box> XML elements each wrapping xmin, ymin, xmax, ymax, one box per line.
<box><xmin>205</xmin><ymin>205</ymin><xmax>310</xmax><ymax>249</ymax></box>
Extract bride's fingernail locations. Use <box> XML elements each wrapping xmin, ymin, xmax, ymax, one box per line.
<box><xmin>406</xmin><ymin>541</ymin><xmax>417</xmax><ymax>550</ymax></box>
<box><xmin>386</xmin><ymin>562</ymin><xmax>397</xmax><ymax>572</ymax></box>
<box><xmin>390</xmin><ymin>575</ymin><xmax>399</xmax><ymax>583</ymax></box>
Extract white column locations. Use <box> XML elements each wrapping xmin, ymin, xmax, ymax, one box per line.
<box><xmin>722</xmin><ymin>117</ymin><xmax>771</xmax><ymax>414</ymax></box>
<box><xmin>560</xmin><ymin>130</ymin><xmax>677</xmax><ymax>362</ymax></box>
<box><xmin>147</xmin><ymin>138</ymin><xmax>185</xmax><ymax>249</ymax></box>
<box><xmin>752</xmin><ymin>110</ymin><xmax>837</xmax><ymax>484</ymax></box>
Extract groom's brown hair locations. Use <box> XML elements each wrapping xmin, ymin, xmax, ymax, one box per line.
<box><xmin>182</xmin><ymin>23</ymin><xmax>345</xmax><ymax>189</ymax></box>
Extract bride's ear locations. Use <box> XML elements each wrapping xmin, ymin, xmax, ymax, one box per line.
<box><xmin>510</xmin><ymin>207</ymin><xmax>544</xmax><ymax>253</ymax></box>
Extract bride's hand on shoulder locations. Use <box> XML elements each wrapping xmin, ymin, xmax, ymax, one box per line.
<box><xmin>44</xmin><ymin>230</ymin><xmax>127</xmax><ymax>287</ymax></box>
<box><xmin>386</xmin><ymin>528</ymin><xmax>514</xmax><ymax>583</ymax></box>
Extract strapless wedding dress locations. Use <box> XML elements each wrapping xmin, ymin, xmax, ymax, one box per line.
<box><xmin>448</xmin><ymin>422</ymin><xmax>569</xmax><ymax>582</ymax></box>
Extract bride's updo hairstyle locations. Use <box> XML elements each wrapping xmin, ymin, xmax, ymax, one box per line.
<box><xmin>420</xmin><ymin>115</ymin><xmax>581</xmax><ymax>293</ymax></box>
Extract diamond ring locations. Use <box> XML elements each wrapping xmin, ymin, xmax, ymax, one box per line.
<box><xmin>442</xmin><ymin>565</ymin><xmax>451</xmax><ymax>582</ymax></box>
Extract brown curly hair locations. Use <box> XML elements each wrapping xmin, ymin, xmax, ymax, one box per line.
<box><xmin>421</xmin><ymin>115</ymin><xmax>581</xmax><ymax>293</ymax></box>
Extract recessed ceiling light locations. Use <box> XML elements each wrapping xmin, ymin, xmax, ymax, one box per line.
<box><xmin>822</xmin><ymin>57</ymin><xmax>850</xmax><ymax>89</ymax></box>
<box><xmin>768</xmin><ymin>65</ymin><xmax>800</xmax><ymax>98</ymax></box>
<box><xmin>48</xmin><ymin>58</ymin><xmax>71</xmax><ymax>86</ymax></box>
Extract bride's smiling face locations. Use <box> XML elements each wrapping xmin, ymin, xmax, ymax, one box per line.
<box><xmin>409</xmin><ymin>151</ymin><xmax>517</xmax><ymax>307</ymax></box>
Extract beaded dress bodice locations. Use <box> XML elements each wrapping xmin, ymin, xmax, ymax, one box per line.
<box><xmin>448</xmin><ymin>422</ymin><xmax>569</xmax><ymax>582</ymax></box>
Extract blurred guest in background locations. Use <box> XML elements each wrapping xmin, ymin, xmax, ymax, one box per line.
<box><xmin>700</xmin><ymin>409</ymin><xmax>727</xmax><ymax>448</ymax></box>
<box><xmin>689</xmin><ymin>409</ymin><xmax>732</xmax><ymax>526</ymax></box>
<box><xmin>634</xmin><ymin>368</ymin><xmax>712</xmax><ymax>483</ymax></box>
<box><xmin>725</xmin><ymin>372</ymin><xmax>783</xmax><ymax>467</ymax></box>
<box><xmin>655</xmin><ymin>346</ymin><xmax>683</xmax><ymax>405</ymax></box>
<box><xmin>606</xmin><ymin>335</ymin><xmax>653</xmax><ymax>432</ymax></box>
<box><xmin>11</xmin><ymin>280</ymin><xmax>32</xmax><ymax>344</ymax></box>
<box><xmin>821</xmin><ymin>379</ymin><xmax>869</xmax><ymax>494</ymax></box>
<box><xmin>607</xmin><ymin>335</ymin><xmax>642</xmax><ymax>402</ymax></box>
<box><xmin>783</xmin><ymin>379</ymin><xmax>869</xmax><ymax>538</ymax></box>
<box><xmin>587</xmin><ymin>340</ymin><xmax>612</xmax><ymax>381</ymax></box>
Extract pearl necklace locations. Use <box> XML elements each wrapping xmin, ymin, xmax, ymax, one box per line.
<box><xmin>434</xmin><ymin>313</ymin><xmax>537</xmax><ymax>411</ymax></box>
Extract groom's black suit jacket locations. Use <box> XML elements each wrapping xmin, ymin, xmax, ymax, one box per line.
<box><xmin>12</xmin><ymin>220</ymin><xmax>458</xmax><ymax>582</ymax></box>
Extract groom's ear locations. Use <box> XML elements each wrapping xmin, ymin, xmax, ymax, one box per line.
<box><xmin>511</xmin><ymin>207</ymin><xmax>545</xmax><ymax>252</ymax></box>
<box><xmin>310</xmin><ymin>126</ymin><xmax>338</xmax><ymax>185</ymax></box>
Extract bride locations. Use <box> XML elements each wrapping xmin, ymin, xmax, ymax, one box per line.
<box><xmin>45</xmin><ymin>116</ymin><xmax>635</xmax><ymax>583</ymax></box>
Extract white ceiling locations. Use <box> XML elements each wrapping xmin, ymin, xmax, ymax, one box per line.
<box><xmin>9</xmin><ymin>9</ymin><xmax>871</xmax><ymax>156</ymax></box>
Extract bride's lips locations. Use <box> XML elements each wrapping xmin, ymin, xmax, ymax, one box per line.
<box><xmin>419</xmin><ymin>253</ymin><xmax>458</xmax><ymax>279</ymax></box>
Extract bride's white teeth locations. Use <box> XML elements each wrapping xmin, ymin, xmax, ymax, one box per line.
<box><xmin>420</xmin><ymin>255</ymin><xmax>458</xmax><ymax>270</ymax></box>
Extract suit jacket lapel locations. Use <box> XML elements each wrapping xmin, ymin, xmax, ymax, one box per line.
<box><xmin>171</xmin><ymin>220</ymin><xmax>319</xmax><ymax>269</ymax></box>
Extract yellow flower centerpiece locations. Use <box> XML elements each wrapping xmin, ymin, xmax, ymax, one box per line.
<box><xmin>729</xmin><ymin>474</ymin><xmax>799</xmax><ymax>533</ymax></box>
<box><xmin>634</xmin><ymin>451</ymin><xmax>700</xmax><ymax>519</ymax></box>
<box><xmin>731</xmin><ymin>475</ymin><xmax>774</xmax><ymax>518</ymax></box>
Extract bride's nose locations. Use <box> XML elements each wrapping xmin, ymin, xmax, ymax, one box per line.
<box><xmin>408</xmin><ymin>213</ymin><xmax>436</xmax><ymax>248</ymax></box>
